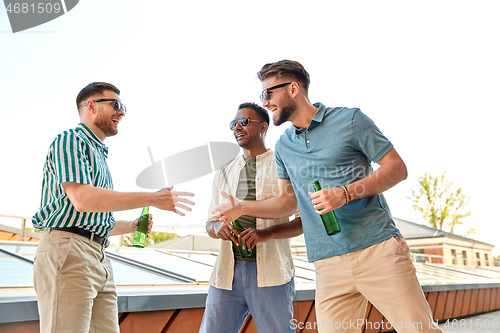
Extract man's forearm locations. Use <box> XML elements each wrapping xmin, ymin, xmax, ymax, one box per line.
<box><xmin>265</xmin><ymin>217</ymin><xmax>303</xmax><ymax>240</ymax></box>
<box><xmin>110</xmin><ymin>220</ymin><xmax>134</xmax><ymax>236</ymax></box>
<box><xmin>346</xmin><ymin>149</ymin><xmax>407</xmax><ymax>201</ymax></box>
<box><xmin>63</xmin><ymin>183</ymin><xmax>193</xmax><ymax>214</ymax></box>
<box><xmin>241</xmin><ymin>195</ymin><xmax>297</xmax><ymax>219</ymax></box>
<box><xmin>67</xmin><ymin>185</ymin><xmax>153</xmax><ymax>212</ymax></box>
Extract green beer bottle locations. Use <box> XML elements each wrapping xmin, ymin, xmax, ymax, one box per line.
<box><xmin>232</xmin><ymin>219</ymin><xmax>252</xmax><ymax>258</ymax></box>
<box><xmin>313</xmin><ymin>181</ymin><xmax>341</xmax><ymax>236</ymax></box>
<box><xmin>132</xmin><ymin>206</ymin><xmax>150</xmax><ymax>248</ymax></box>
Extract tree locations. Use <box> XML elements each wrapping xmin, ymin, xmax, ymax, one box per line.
<box><xmin>25</xmin><ymin>227</ymin><xmax>42</xmax><ymax>233</ymax></box>
<box><xmin>408</xmin><ymin>172</ymin><xmax>471</xmax><ymax>233</ymax></box>
<box><xmin>122</xmin><ymin>230</ymin><xmax>179</xmax><ymax>247</ymax></box>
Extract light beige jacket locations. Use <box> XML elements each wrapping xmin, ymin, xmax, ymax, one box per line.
<box><xmin>207</xmin><ymin>149</ymin><xmax>298</xmax><ymax>290</ymax></box>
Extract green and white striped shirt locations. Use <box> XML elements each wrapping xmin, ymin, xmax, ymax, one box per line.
<box><xmin>33</xmin><ymin>123</ymin><xmax>115</xmax><ymax>238</ymax></box>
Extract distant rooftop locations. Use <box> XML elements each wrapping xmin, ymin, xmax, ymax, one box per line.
<box><xmin>393</xmin><ymin>217</ymin><xmax>494</xmax><ymax>247</ymax></box>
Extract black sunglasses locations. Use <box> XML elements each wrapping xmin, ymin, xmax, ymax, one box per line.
<box><xmin>229</xmin><ymin>116</ymin><xmax>265</xmax><ymax>131</ymax></box>
<box><xmin>84</xmin><ymin>99</ymin><xmax>126</xmax><ymax>115</ymax></box>
<box><xmin>260</xmin><ymin>82</ymin><xmax>293</xmax><ymax>102</ymax></box>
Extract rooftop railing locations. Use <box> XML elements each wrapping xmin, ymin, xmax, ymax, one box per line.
<box><xmin>0</xmin><ymin>214</ymin><xmax>34</xmax><ymax>242</ymax></box>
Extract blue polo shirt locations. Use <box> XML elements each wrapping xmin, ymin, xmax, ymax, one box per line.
<box><xmin>275</xmin><ymin>102</ymin><xmax>401</xmax><ymax>262</ymax></box>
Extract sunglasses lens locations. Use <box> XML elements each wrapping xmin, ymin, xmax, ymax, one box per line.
<box><xmin>229</xmin><ymin>120</ymin><xmax>237</xmax><ymax>130</ymax></box>
<box><xmin>239</xmin><ymin>117</ymin><xmax>250</xmax><ymax>127</ymax></box>
<box><xmin>114</xmin><ymin>100</ymin><xmax>126</xmax><ymax>114</ymax></box>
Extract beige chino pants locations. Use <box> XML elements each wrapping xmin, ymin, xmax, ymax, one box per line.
<box><xmin>314</xmin><ymin>236</ymin><xmax>441</xmax><ymax>333</ymax></box>
<box><xmin>33</xmin><ymin>229</ymin><xmax>119</xmax><ymax>333</ymax></box>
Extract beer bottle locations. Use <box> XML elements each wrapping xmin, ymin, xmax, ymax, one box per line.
<box><xmin>232</xmin><ymin>219</ymin><xmax>252</xmax><ymax>258</ymax></box>
<box><xmin>132</xmin><ymin>206</ymin><xmax>150</xmax><ymax>248</ymax></box>
<box><xmin>313</xmin><ymin>181</ymin><xmax>341</xmax><ymax>236</ymax></box>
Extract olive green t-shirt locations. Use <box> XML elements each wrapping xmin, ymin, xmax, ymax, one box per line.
<box><xmin>233</xmin><ymin>156</ymin><xmax>257</xmax><ymax>261</ymax></box>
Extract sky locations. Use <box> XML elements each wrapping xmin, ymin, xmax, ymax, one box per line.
<box><xmin>1</xmin><ymin>1</ymin><xmax>499</xmax><ymax>255</ymax></box>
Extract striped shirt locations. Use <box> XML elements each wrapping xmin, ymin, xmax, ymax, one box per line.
<box><xmin>32</xmin><ymin>123</ymin><xmax>115</xmax><ymax>238</ymax></box>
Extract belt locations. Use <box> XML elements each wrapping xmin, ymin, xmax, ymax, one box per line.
<box><xmin>52</xmin><ymin>227</ymin><xmax>109</xmax><ymax>247</ymax></box>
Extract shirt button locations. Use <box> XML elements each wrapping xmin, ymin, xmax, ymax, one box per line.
<box><xmin>306</xmin><ymin>140</ymin><xmax>310</xmax><ymax>144</ymax></box>
<box><xmin>305</xmin><ymin>131</ymin><xmax>308</xmax><ymax>134</ymax></box>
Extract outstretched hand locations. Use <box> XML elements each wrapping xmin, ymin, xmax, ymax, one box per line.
<box><xmin>210</xmin><ymin>190</ymin><xmax>242</xmax><ymax>223</ymax></box>
<box><xmin>154</xmin><ymin>186</ymin><xmax>195</xmax><ymax>216</ymax></box>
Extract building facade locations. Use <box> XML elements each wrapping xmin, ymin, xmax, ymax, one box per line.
<box><xmin>394</xmin><ymin>218</ymin><xmax>496</xmax><ymax>267</ymax></box>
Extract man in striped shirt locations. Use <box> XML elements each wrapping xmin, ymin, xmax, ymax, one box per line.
<box><xmin>32</xmin><ymin>82</ymin><xmax>195</xmax><ymax>333</ymax></box>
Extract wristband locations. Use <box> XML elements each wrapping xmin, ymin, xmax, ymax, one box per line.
<box><xmin>341</xmin><ymin>186</ymin><xmax>351</xmax><ymax>204</ymax></box>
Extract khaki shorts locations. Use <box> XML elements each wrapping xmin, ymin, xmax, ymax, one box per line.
<box><xmin>33</xmin><ymin>228</ymin><xmax>119</xmax><ymax>333</ymax></box>
<box><xmin>314</xmin><ymin>236</ymin><xmax>441</xmax><ymax>333</ymax></box>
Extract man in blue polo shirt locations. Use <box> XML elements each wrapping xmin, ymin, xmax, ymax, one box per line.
<box><xmin>33</xmin><ymin>82</ymin><xmax>195</xmax><ymax>333</ymax></box>
<box><xmin>212</xmin><ymin>61</ymin><xmax>440</xmax><ymax>332</ymax></box>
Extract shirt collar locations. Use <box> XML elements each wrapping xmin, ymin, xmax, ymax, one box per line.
<box><xmin>292</xmin><ymin>102</ymin><xmax>327</xmax><ymax>136</ymax></box>
<box><xmin>237</xmin><ymin>148</ymin><xmax>272</xmax><ymax>166</ymax></box>
<box><xmin>311</xmin><ymin>102</ymin><xmax>327</xmax><ymax>123</ymax></box>
<box><xmin>76</xmin><ymin>123</ymin><xmax>109</xmax><ymax>157</ymax></box>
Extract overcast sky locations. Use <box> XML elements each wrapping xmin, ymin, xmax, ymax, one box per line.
<box><xmin>1</xmin><ymin>0</ymin><xmax>499</xmax><ymax>255</ymax></box>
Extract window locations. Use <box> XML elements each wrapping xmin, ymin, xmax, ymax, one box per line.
<box><xmin>485</xmin><ymin>254</ymin><xmax>489</xmax><ymax>266</ymax></box>
<box><xmin>451</xmin><ymin>249</ymin><xmax>457</xmax><ymax>265</ymax></box>
<box><xmin>476</xmin><ymin>253</ymin><xmax>481</xmax><ymax>266</ymax></box>
<box><xmin>462</xmin><ymin>251</ymin><xmax>467</xmax><ymax>265</ymax></box>
<box><xmin>410</xmin><ymin>249</ymin><xmax>425</xmax><ymax>263</ymax></box>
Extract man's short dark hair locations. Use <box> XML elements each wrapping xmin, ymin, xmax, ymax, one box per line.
<box><xmin>76</xmin><ymin>82</ymin><xmax>120</xmax><ymax>109</ymax></box>
<box><xmin>238</xmin><ymin>102</ymin><xmax>269</xmax><ymax>125</ymax></box>
<box><xmin>257</xmin><ymin>60</ymin><xmax>310</xmax><ymax>92</ymax></box>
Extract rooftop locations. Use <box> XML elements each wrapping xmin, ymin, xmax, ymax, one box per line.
<box><xmin>1</xmin><ymin>239</ymin><xmax>500</xmax><ymax>325</ymax></box>
<box><xmin>393</xmin><ymin>217</ymin><xmax>494</xmax><ymax>247</ymax></box>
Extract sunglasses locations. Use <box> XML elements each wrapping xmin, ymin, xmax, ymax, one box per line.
<box><xmin>229</xmin><ymin>116</ymin><xmax>265</xmax><ymax>131</ymax></box>
<box><xmin>260</xmin><ymin>82</ymin><xmax>293</xmax><ymax>102</ymax></box>
<box><xmin>84</xmin><ymin>99</ymin><xmax>126</xmax><ymax>115</ymax></box>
